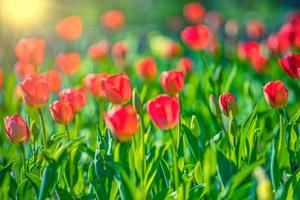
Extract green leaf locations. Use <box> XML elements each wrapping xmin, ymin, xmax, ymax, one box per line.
<box><xmin>182</xmin><ymin>125</ymin><xmax>202</xmax><ymax>162</ymax></box>
<box><xmin>38</xmin><ymin>162</ymin><xmax>58</xmax><ymax>200</ymax></box>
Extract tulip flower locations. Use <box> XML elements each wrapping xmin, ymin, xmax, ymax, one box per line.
<box><xmin>181</xmin><ymin>25</ymin><xmax>211</xmax><ymax>50</ymax></box>
<box><xmin>49</xmin><ymin>100</ymin><xmax>75</xmax><ymax>125</ymax></box>
<box><xmin>177</xmin><ymin>57</ymin><xmax>193</xmax><ymax>75</ymax></box>
<box><xmin>160</xmin><ymin>70</ymin><xmax>184</xmax><ymax>96</ymax></box>
<box><xmin>218</xmin><ymin>93</ymin><xmax>238</xmax><ymax>116</ymax></box>
<box><xmin>56</xmin><ymin>52</ymin><xmax>80</xmax><ymax>75</ymax></box>
<box><xmin>183</xmin><ymin>2</ymin><xmax>205</xmax><ymax>24</ymax></box>
<box><xmin>40</xmin><ymin>70</ymin><xmax>62</xmax><ymax>92</ymax></box>
<box><xmin>237</xmin><ymin>41</ymin><xmax>260</xmax><ymax>60</ymax></box>
<box><xmin>0</xmin><ymin>67</ymin><xmax>3</xmax><ymax>90</ymax></box>
<box><xmin>101</xmin><ymin>10</ymin><xmax>125</xmax><ymax>31</ymax></box>
<box><xmin>167</xmin><ymin>41</ymin><xmax>182</xmax><ymax>58</ymax></box>
<box><xmin>14</xmin><ymin>61</ymin><xmax>37</xmax><ymax>80</ymax></box>
<box><xmin>88</xmin><ymin>41</ymin><xmax>110</xmax><ymax>61</ymax></box>
<box><xmin>104</xmin><ymin>105</ymin><xmax>138</xmax><ymax>142</ymax></box>
<box><xmin>263</xmin><ymin>81</ymin><xmax>288</xmax><ymax>109</ymax></box>
<box><xmin>147</xmin><ymin>94</ymin><xmax>180</xmax><ymax>130</ymax></box>
<box><xmin>20</xmin><ymin>75</ymin><xmax>50</xmax><ymax>108</ymax></box>
<box><xmin>101</xmin><ymin>73</ymin><xmax>132</xmax><ymax>104</ymax></box>
<box><xmin>251</xmin><ymin>54</ymin><xmax>268</xmax><ymax>73</ymax></box>
<box><xmin>136</xmin><ymin>57</ymin><xmax>157</xmax><ymax>80</ymax></box>
<box><xmin>59</xmin><ymin>87</ymin><xmax>87</xmax><ymax>112</ymax></box>
<box><xmin>56</xmin><ymin>16</ymin><xmax>82</xmax><ymax>41</ymax></box>
<box><xmin>246</xmin><ymin>20</ymin><xmax>265</xmax><ymax>39</ymax></box>
<box><xmin>15</xmin><ymin>38</ymin><xmax>45</xmax><ymax>66</ymax></box>
<box><xmin>112</xmin><ymin>41</ymin><xmax>128</xmax><ymax>68</ymax></box>
<box><xmin>4</xmin><ymin>114</ymin><xmax>30</xmax><ymax>144</ymax></box>
<box><xmin>279</xmin><ymin>53</ymin><xmax>300</xmax><ymax>79</ymax></box>
<box><xmin>84</xmin><ymin>73</ymin><xmax>109</xmax><ymax>98</ymax></box>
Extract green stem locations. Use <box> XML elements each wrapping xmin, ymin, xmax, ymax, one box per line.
<box><xmin>65</xmin><ymin>124</ymin><xmax>70</xmax><ymax>141</ymax></box>
<box><xmin>177</xmin><ymin>93</ymin><xmax>182</xmax><ymax>145</ymax></box>
<box><xmin>168</xmin><ymin>130</ymin><xmax>179</xmax><ymax>189</ymax></box>
<box><xmin>19</xmin><ymin>143</ymin><xmax>27</xmax><ymax>172</ymax></box>
<box><xmin>38</xmin><ymin>109</ymin><xmax>47</xmax><ymax>149</ymax></box>
<box><xmin>139</xmin><ymin>114</ymin><xmax>146</xmax><ymax>197</ymax></box>
<box><xmin>98</xmin><ymin>98</ymin><xmax>105</xmax><ymax>133</ymax></box>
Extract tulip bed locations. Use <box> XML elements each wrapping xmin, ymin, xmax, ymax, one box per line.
<box><xmin>1</xmin><ymin>2</ymin><xmax>300</xmax><ymax>200</ymax></box>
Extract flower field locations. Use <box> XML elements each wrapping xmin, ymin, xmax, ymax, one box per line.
<box><xmin>0</xmin><ymin>1</ymin><xmax>300</xmax><ymax>199</ymax></box>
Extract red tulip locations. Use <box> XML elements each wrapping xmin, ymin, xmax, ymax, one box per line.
<box><xmin>246</xmin><ymin>20</ymin><xmax>265</xmax><ymax>39</ymax></box>
<box><xmin>56</xmin><ymin>16</ymin><xmax>82</xmax><ymax>41</ymax></box>
<box><xmin>101</xmin><ymin>73</ymin><xmax>132</xmax><ymax>104</ymax></box>
<box><xmin>15</xmin><ymin>38</ymin><xmax>45</xmax><ymax>65</ymax></box>
<box><xmin>84</xmin><ymin>73</ymin><xmax>109</xmax><ymax>98</ymax></box>
<box><xmin>14</xmin><ymin>61</ymin><xmax>37</xmax><ymax>80</ymax></box>
<box><xmin>218</xmin><ymin>93</ymin><xmax>238</xmax><ymax>116</ymax></box>
<box><xmin>160</xmin><ymin>70</ymin><xmax>184</xmax><ymax>96</ymax></box>
<box><xmin>104</xmin><ymin>105</ymin><xmax>138</xmax><ymax>142</ymax></box>
<box><xmin>56</xmin><ymin>52</ymin><xmax>80</xmax><ymax>75</ymax></box>
<box><xmin>112</xmin><ymin>41</ymin><xmax>128</xmax><ymax>68</ymax></box>
<box><xmin>20</xmin><ymin>75</ymin><xmax>50</xmax><ymax>108</ymax></box>
<box><xmin>178</xmin><ymin>57</ymin><xmax>193</xmax><ymax>75</ymax></box>
<box><xmin>49</xmin><ymin>100</ymin><xmax>75</xmax><ymax>124</ymax></box>
<box><xmin>147</xmin><ymin>94</ymin><xmax>180</xmax><ymax>130</ymax></box>
<box><xmin>263</xmin><ymin>81</ymin><xmax>288</xmax><ymax>109</ymax></box>
<box><xmin>183</xmin><ymin>2</ymin><xmax>205</xmax><ymax>24</ymax></box>
<box><xmin>251</xmin><ymin>54</ymin><xmax>268</xmax><ymax>73</ymax></box>
<box><xmin>237</xmin><ymin>41</ymin><xmax>260</xmax><ymax>60</ymax></box>
<box><xmin>181</xmin><ymin>25</ymin><xmax>211</xmax><ymax>50</ymax></box>
<box><xmin>40</xmin><ymin>70</ymin><xmax>62</xmax><ymax>92</ymax></box>
<box><xmin>101</xmin><ymin>10</ymin><xmax>125</xmax><ymax>31</ymax></box>
<box><xmin>0</xmin><ymin>67</ymin><xmax>3</xmax><ymax>90</ymax></box>
<box><xmin>167</xmin><ymin>41</ymin><xmax>182</xmax><ymax>58</ymax></box>
<box><xmin>88</xmin><ymin>41</ymin><xmax>110</xmax><ymax>61</ymax></box>
<box><xmin>267</xmin><ymin>25</ymin><xmax>291</xmax><ymax>54</ymax></box>
<box><xmin>4</xmin><ymin>114</ymin><xmax>30</xmax><ymax>144</ymax></box>
<box><xmin>136</xmin><ymin>57</ymin><xmax>157</xmax><ymax>80</ymax></box>
<box><xmin>59</xmin><ymin>87</ymin><xmax>87</xmax><ymax>112</ymax></box>
<box><xmin>279</xmin><ymin>53</ymin><xmax>300</xmax><ymax>79</ymax></box>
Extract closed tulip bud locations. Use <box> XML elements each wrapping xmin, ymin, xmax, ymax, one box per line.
<box><xmin>209</xmin><ymin>94</ymin><xmax>220</xmax><ymax>116</ymax></box>
<box><xmin>0</xmin><ymin>67</ymin><xmax>3</xmax><ymax>90</ymax></box>
<box><xmin>20</xmin><ymin>75</ymin><xmax>50</xmax><ymax>108</ymax></box>
<box><xmin>14</xmin><ymin>61</ymin><xmax>37</xmax><ymax>80</ymax></box>
<box><xmin>132</xmin><ymin>89</ymin><xmax>143</xmax><ymax>115</ymax></box>
<box><xmin>183</xmin><ymin>2</ymin><xmax>205</xmax><ymax>24</ymax></box>
<box><xmin>218</xmin><ymin>93</ymin><xmax>238</xmax><ymax>117</ymax></box>
<box><xmin>263</xmin><ymin>81</ymin><xmax>288</xmax><ymax>109</ymax></box>
<box><xmin>56</xmin><ymin>16</ymin><xmax>82</xmax><ymax>41</ymax></box>
<box><xmin>136</xmin><ymin>57</ymin><xmax>157</xmax><ymax>81</ymax></box>
<box><xmin>104</xmin><ymin>105</ymin><xmax>138</xmax><ymax>142</ymax></box>
<box><xmin>279</xmin><ymin>53</ymin><xmax>300</xmax><ymax>79</ymax></box>
<box><xmin>178</xmin><ymin>57</ymin><xmax>193</xmax><ymax>75</ymax></box>
<box><xmin>49</xmin><ymin>100</ymin><xmax>75</xmax><ymax>124</ymax></box>
<box><xmin>101</xmin><ymin>73</ymin><xmax>132</xmax><ymax>105</ymax></box>
<box><xmin>181</xmin><ymin>25</ymin><xmax>211</xmax><ymax>50</ymax></box>
<box><xmin>30</xmin><ymin>120</ymin><xmax>39</xmax><ymax>139</ymax></box>
<box><xmin>237</xmin><ymin>41</ymin><xmax>260</xmax><ymax>61</ymax></box>
<box><xmin>147</xmin><ymin>94</ymin><xmax>180</xmax><ymax>130</ymax></box>
<box><xmin>246</xmin><ymin>20</ymin><xmax>265</xmax><ymax>39</ymax></box>
<box><xmin>190</xmin><ymin>115</ymin><xmax>201</xmax><ymax>137</ymax></box>
<box><xmin>56</xmin><ymin>52</ymin><xmax>80</xmax><ymax>75</ymax></box>
<box><xmin>84</xmin><ymin>73</ymin><xmax>109</xmax><ymax>98</ymax></box>
<box><xmin>40</xmin><ymin>70</ymin><xmax>62</xmax><ymax>92</ymax></box>
<box><xmin>88</xmin><ymin>41</ymin><xmax>110</xmax><ymax>61</ymax></box>
<box><xmin>160</xmin><ymin>70</ymin><xmax>184</xmax><ymax>96</ymax></box>
<box><xmin>4</xmin><ymin>114</ymin><xmax>30</xmax><ymax>144</ymax></box>
<box><xmin>101</xmin><ymin>10</ymin><xmax>125</xmax><ymax>31</ymax></box>
<box><xmin>59</xmin><ymin>87</ymin><xmax>87</xmax><ymax>112</ymax></box>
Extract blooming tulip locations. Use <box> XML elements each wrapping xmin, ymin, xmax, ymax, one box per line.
<box><xmin>56</xmin><ymin>16</ymin><xmax>82</xmax><ymax>41</ymax></box>
<box><xmin>49</xmin><ymin>100</ymin><xmax>75</xmax><ymax>124</ymax></box>
<box><xmin>178</xmin><ymin>57</ymin><xmax>193</xmax><ymax>75</ymax></box>
<box><xmin>263</xmin><ymin>81</ymin><xmax>288</xmax><ymax>109</ymax></box>
<box><xmin>101</xmin><ymin>73</ymin><xmax>132</xmax><ymax>104</ymax></box>
<box><xmin>56</xmin><ymin>52</ymin><xmax>80</xmax><ymax>75</ymax></box>
<box><xmin>104</xmin><ymin>105</ymin><xmax>138</xmax><ymax>141</ymax></box>
<box><xmin>160</xmin><ymin>70</ymin><xmax>184</xmax><ymax>96</ymax></box>
<box><xmin>147</xmin><ymin>94</ymin><xmax>180</xmax><ymax>130</ymax></box>
<box><xmin>4</xmin><ymin>114</ymin><xmax>30</xmax><ymax>144</ymax></box>
<box><xmin>0</xmin><ymin>67</ymin><xmax>3</xmax><ymax>90</ymax></box>
<box><xmin>40</xmin><ymin>70</ymin><xmax>62</xmax><ymax>92</ymax></box>
<box><xmin>237</xmin><ymin>41</ymin><xmax>260</xmax><ymax>60</ymax></box>
<box><xmin>101</xmin><ymin>10</ymin><xmax>125</xmax><ymax>31</ymax></box>
<box><xmin>20</xmin><ymin>75</ymin><xmax>50</xmax><ymax>108</ymax></box>
<box><xmin>218</xmin><ymin>93</ymin><xmax>238</xmax><ymax>116</ymax></box>
<box><xmin>88</xmin><ymin>41</ymin><xmax>110</xmax><ymax>61</ymax></box>
<box><xmin>279</xmin><ymin>53</ymin><xmax>300</xmax><ymax>79</ymax></box>
<box><xmin>183</xmin><ymin>2</ymin><xmax>205</xmax><ymax>24</ymax></box>
<box><xmin>14</xmin><ymin>61</ymin><xmax>37</xmax><ymax>80</ymax></box>
<box><xmin>84</xmin><ymin>73</ymin><xmax>109</xmax><ymax>98</ymax></box>
<box><xmin>181</xmin><ymin>25</ymin><xmax>211</xmax><ymax>50</ymax></box>
<box><xmin>59</xmin><ymin>87</ymin><xmax>87</xmax><ymax>112</ymax></box>
<box><xmin>136</xmin><ymin>57</ymin><xmax>157</xmax><ymax>80</ymax></box>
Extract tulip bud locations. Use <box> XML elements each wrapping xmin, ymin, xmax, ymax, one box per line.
<box><xmin>253</xmin><ymin>166</ymin><xmax>273</xmax><ymax>200</ymax></box>
<box><xmin>4</xmin><ymin>114</ymin><xmax>30</xmax><ymax>144</ymax></box>
<box><xmin>160</xmin><ymin>70</ymin><xmax>184</xmax><ymax>96</ymax></box>
<box><xmin>84</xmin><ymin>73</ymin><xmax>109</xmax><ymax>98</ymax></box>
<box><xmin>209</xmin><ymin>94</ymin><xmax>221</xmax><ymax>116</ymax></box>
<box><xmin>190</xmin><ymin>115</ymin><xmax>201</xmax><ymax>137</ymax></box>
<box><xmin>263</xmin><ymin>81</ymin><xmax>288</xmax><ymax>109</ymax></box>
<box><xmin>183</xmin><ymin>2</ymin><xmax>205</xmax><ymax>24</ymax></box>
<box><xmin>218</xmin><ymin>93</ymin><xmax>238</xmax><ymax>117</ymax></box>
<box><xmin>132</xmin><ymin>89</ymin><xmax>143</xmax><ymax>115</ymax></box>
<box><xmin>14</xmin><ymin>61</ymin><xmax>37</xmax><ymax>80</ymax></box>
<box><xmin>30</xmin><ymin>120</ymin><xmax>39</xmax><ymax>139</ymax></box>
<box><xmin>178</xmin><ymin>57</ymin><xmax>193</xmax><ymax>75</ymax></box>
<box><xmin>88</xmin><ymin>41</ymin><xmax>110</xmax><ymax>61</ymax></box>
<box><xmin>49</xmin><ymin>100</ymin><xmax>75</xmax><ymax>124</ymax></box>
<box><xmin>56</xmin><ymin>52</ymin><xmax>81</xmax><ymax>75</ymax></box>
<box><xmin>40</xmin><ymin>70</ymin><xmax>62</xmax><ymax>92</ymax></box>
<box><xmin>59</xmin><ymin>87</ymin><xmax>87</xmax><ymax>112</ymax></box>
<box><xmin>101</xmin><ymin>10</ymin><xmax>125</xmax><ymax>31</ymax></box>
<box><xmin>181</xmin><ymin>25</ymin><xmax>211</xmax><ymax>50</ymax></box>
<box><xmin>56</xmin><ymin>16</ymin><xmax>82</xmax><ymax>41</ymax></box>
<box><xmin>136</xmin><ymin>57</ymin><xmax>157</xmax><ymax>81</ymax></box>
<box><xmin>279</xmin><ymin>53</ymin><xmax>300</xmax><ymax>79</ymax></box>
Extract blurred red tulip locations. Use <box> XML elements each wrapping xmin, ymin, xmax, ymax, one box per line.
<box><xmin>183</xmin><ymin>2</ymin><xmax>205</xmax><ymax>24</ymax></box>
<box><xmin>20</xmin><ymin>75</ymin><xmax>50</xmax><ymax>108</ymax></box>
<box><xmin>237</xmin><ymin>41</ymin><xmax>260</xmax><ymax>60</ymax></box>
<box><xmin>267</xmin><ymin>24</ymin><xmax>291</xmax><ymax>54</ymax></box>
<box><xmin>112</xmin><ymin>41</ymin><xmax>128</xmax><ymax>68</ymax></box>
<box><xmin>181</xmin><ymin>25</ymin><xmax>211</xmax><ymax>50</ymax></box>
<box><xmin>84</xmin><ymin>73</ymin><xmax>109</xmax><ymax>98</ymax></box>
<box><xmin>56</xmin><ymin>16</ymin><xmax>82</xmax><ymax>41</ymax></box>
<box><xmin>15</xmin><ymin>38</ymin><xmax>45</xmax><ymax>66</ymax></box>
<box><xmin>101</xmin><ymin>73</ymin><xmax>132</xmax><ymax>105</ymax></box>
<box><xmin>14</xmin><ymin>61</ymin><xmax>37</xmax><ymax>80</ymax></box>
<box><xmin>204</xmin><ymin>11</ymin><xmax>223</xmax><ymax>31</ymax></box>
<box><xmin>101</xmin><ymin>10</ymin><xmax>125</xmax><ymax>31</ymax></box>
<box><xmin>263</xmin><ymin>81</ymin><xmax>288</xmax><ymax>109</ymax></box>
<box><xmin>136</xmin><ymin>57</ymin><xmax>157</xmax><ymax>80</ymax></box>
<box><xmin>251</xmin><ymin>54</ymin><xmax>268</xmax><ymax>73</ymax></box>
<box><xmin>0</xmin><ymin>67</ymin><xmax>3</xmax><ymax>90</ymax></box>
<box><xmin>4</xmin><ymin>114</ymin><xmax>30</xmax><ymax>144</ymax></box>
<box><xmin>104</xmin><ymin>105</ymin><xmax>138</xmax><ymax>142</ymax></box>
<box><xmin>59</xmin><ymin>87</ymin><xmax>87</xmax><ymax>112</ymax></box>
<box><xmin>40</xmin><ymin>70</ymin><xmax>62</xmax><ymax>92</ymax></box>
<box><xmin>279</xmin><ymin>53</ymin><xmax>300</xmax><ymax>79</ymax></box>
<box><xmin>160</xmin><ymin>70</ymin><xmax>184</xmax><ymax>96</ymax></box>
<box><xmin>246</xmin><ymin>20</ymin><xmax>265</xmax><ymax>39</ymax></box>
<box><xmin>88</xmin><ymin>41</ymin><xmax>110</xmax><ymax>61</ymax></box>
<box><xmin>56</xmin><ymin>52</ymin><xmax>80</xmax><ymax>75</ymax></box>
<box><xmin>167</xmin><ymin>41</ymin><xmax>182</xmax><ymax>58</ymax></box>
<box><xmin>49</xmin><ymin>100</ymin><xmax>75</xmax><ymax>124</ymax></box>
<box><xmin>147</xmin><ymin>94</ymin><xmax>180</xmax><ymax>130</ymax></box>
<box><xmin>218</xmin><ymin>93</ymin><xmax>238</xmax><ymax>116</ymax></box>
<box><xmin>178</xmin><ymin>57</ymin><xmax>193</xmax><ymax>75</ymax></box>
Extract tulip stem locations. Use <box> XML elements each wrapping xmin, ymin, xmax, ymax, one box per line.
<box><xmin>65</xmin><ymin>124</ymin><xmax>70</xmax><ymax>141</ymax></box>
<box><xmin>168</xmin><ymin>130</ymin><xmax>179</xmax><ymax>189</ymax></box>
<box><xmin>139</xmin><ymin>113</ymin><xmax>146</xmax><ymax>196</ymax></box>
<box><xmin>177</xmin><ymin>94</ymin><xmax>182</xmax><ymax>145</ymax></box>
<box><xmin>98</xmin><ymin>98</ymin><xmax>105</xmax><ymax>133</ymax></box>
<box><xmin>19</xmin><ymin>143</ymin><xmax>27</xmax><ymax>172</ymax></box>
<box><xmin>38</xmin><ymin>109</ymin><xmax>47</xmax><ymax>149</ymax></box>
